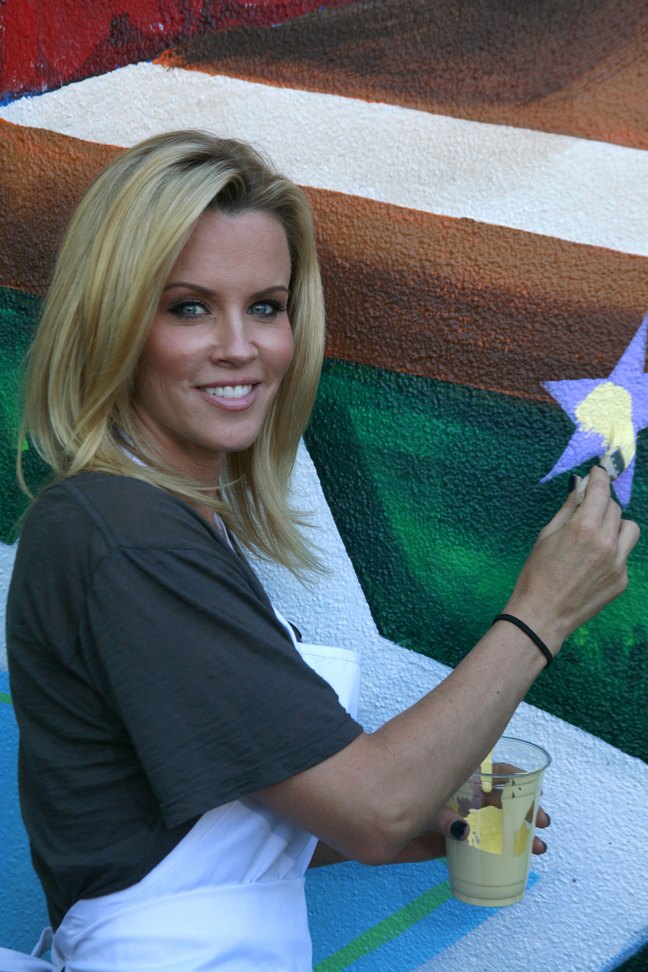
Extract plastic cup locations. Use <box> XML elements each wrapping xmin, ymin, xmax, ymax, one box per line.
<box><xmin>444</xmin><ymin>736</ymin><xmax>551</xmax><ymax>907</ymax></box>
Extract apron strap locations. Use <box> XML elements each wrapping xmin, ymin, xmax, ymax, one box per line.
<box><xmin>0</xmin><ymin>927</ymin><xmax>61</xmax><ymax>971</ymax></box>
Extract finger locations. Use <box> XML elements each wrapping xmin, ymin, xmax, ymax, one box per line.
<box><xmin>577</xmin><ymin>464</ymin><xmax>614</xmax><ymax>516</ymax></box>
<box><xmin>432</xmin><ymin>806</ymin><xmax>470</xmax><ymax>842</ymax></box>
<box><xmin>537</xmin><ymin>487</ymin><xmax>581</xmax><ymax>540</ymax></box>
<box><xmin>568</xmin><ymin>474</ymin><xmax>581</xmax><ymax>495</ymax></box>
<box><xmin>601</xmin><ymin>502</ymin><xmax>640</xmax><ymax>577</ymax></box>
<box><xmin>539</xmin><ymin>464</ymin><xmax>615</xmax><ymax>542</ymax></box>
<box><xmin>532</xmin><ymin>835</ymin><xmax>548</xmax><ymax>855</ymax></box>
<box><xmin>601</xmin><ymin>492</ymin><xmax>622</xmax><ymax>530</ymax></box>
<box><xmin>617</xmin><ymin>517</ymin><xmax>641</xmax><ymax>560</ymax></box>
<box><xmin>535</xmin><ymin>807</ymin><xmax>550</xmax><ymax>829</ymax></box>
<box><xmin>572</xmin><ymin>474</ymin><xmax>588</xmax><ymax>507</ymax></box>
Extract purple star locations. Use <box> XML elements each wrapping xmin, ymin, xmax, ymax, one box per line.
<box><xmin>541</xmin><ymin>312</ymin><xmax>648</xmax><ymax>506</ymax></box>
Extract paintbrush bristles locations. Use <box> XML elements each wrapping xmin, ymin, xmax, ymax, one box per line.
<box><xmin>599</xmin><ymin>448</ymin><xmax>626</xmax><ymax>478</ymax></box>
<box><xmin>573</xmin><ymin>449</ymin><xmax>625</xmax><ymax>506</ymax></box>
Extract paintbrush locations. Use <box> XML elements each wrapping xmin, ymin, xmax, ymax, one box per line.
<box><xmin>573</xmin><ymin>432</ymin><xmax>630</xmax><ymax>506</ymax></box>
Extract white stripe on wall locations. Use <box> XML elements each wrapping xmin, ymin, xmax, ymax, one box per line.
<box><xmin>1</xmin><ymin>62</ymin><xmax>647</xmax><ymax>256</ymax></box>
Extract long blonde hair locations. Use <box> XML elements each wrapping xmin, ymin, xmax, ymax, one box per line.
<box><xmin>20</xmin><ymin>130</ymin><xmax>326</xmax><ymax>572</ymax></box>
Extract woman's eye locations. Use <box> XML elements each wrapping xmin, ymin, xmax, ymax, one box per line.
<box><xmin>170</xmin><ymin>300</ymin><xmax>208</xmax><ymax>319</ymax></box>
<box><xmin>249</xmin><ymin>300</ymin><xmax>286</xmax><ymax>319</ymax></box>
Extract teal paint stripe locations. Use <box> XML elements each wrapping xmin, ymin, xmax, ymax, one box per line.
<box><xmin>0</xmin><ymin>693</ymin><xmax>11</xmax><ymax>703</ymax></box>
<box><xmin>313</xmin><ymin>880</ymin><xmax>452</xmax><ymax>971</ymax></box>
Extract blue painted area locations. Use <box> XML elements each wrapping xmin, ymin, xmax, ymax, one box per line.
<box><xmin>2</xmin><ymin>669</ymin><xmax>541</xmax><ymax>965</ymax></box>
<box><xmin>306</xmin><ymin>857</ymin><xmax>539</xmax><ymax>970</ymax></box>
<box><xmin>0</xmin><ymin>671</ymin><xmax>49</xmax><ymax>952</ymax></box>
<box><xmin>306</xmin><ymin>859</ymin><xmax>449</xmax><ymax>952</ymax></box>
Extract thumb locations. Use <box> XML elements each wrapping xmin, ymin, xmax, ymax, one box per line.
<box><xmin>432</xmin><ymin>806</ymin><xmax>470</xmax><ymax>842</ymax></box>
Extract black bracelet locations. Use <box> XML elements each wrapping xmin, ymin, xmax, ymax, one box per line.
<box><xmin>492</xmin><ymin>613</ymin><xmax>554</xmax><ymax>668</ymax></box>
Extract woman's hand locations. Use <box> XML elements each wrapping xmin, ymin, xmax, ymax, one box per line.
<box><xmin>308</xmin><ymin>804</ymin><xmax>550</xmax><ymax>868</ymax></box>
<box><xmin>373</xmin><ymin>804</ymin><xmax>551</xmax><ymax>865</ymax></box>
<box><xmin>505</xmin><ymin>465</ymin><xmax>640</xmax><ymax>654</ymax></box>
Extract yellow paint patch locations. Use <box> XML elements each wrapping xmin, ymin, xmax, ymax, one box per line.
<box><xmin>466</xmin><ymin>806</ymin><xmax>503</xmax><ymax>854</ymax></box>
<box><xmin>466</xmin><ymin>806</ymin><xmax>531</xmax><ymax>856</ymax></box>
<box><xmin>514</xmin><ymin>819</ymin><xmax>531</xmax><ymax>856</ymax></box>
<box><xmin>480</xmin><ymin>749</ymin><xmax>493</xmax><ymax>794</ymax></box>
<box><xmin>575</xmin><ymin>381</ymin><xmax>635</xmax><ymax>467</ymax></box>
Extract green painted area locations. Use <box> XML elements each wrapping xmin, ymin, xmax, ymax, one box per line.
<box><xmin>1</xmin><ymin>288</ymin><xmax>646</xmax><ymax>760</ymax></box>
<box><xmin>0</xmin><ymin>287</ymin><xmax>50</xmax><ymax>541</ymax></box>
<box><xmin>306</xmin><ymin>359</ymin><xmax>648</xmax><ymax>762</ymax></box>
<box><xmin>313</xmin><ymin>880</ymin><xmax>452</xmax><ymax>971</ymax></box>
<box><xmin>0</xmin><ymin>693</ymin><xmax>11</xmax><ymax>704</ymax></box>
<box><xmin>616</xmin><ymin>942</ymin><xmax>648</xmax><ymax>970</ymax></box>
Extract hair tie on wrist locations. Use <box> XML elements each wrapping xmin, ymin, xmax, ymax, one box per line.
<box><xmin>491</xmin><ymin>613</ymin><xmax>553</xmax><ymax>668</ymax></box>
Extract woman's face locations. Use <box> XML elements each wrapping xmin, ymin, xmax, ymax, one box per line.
<box><xmin>132</xmin><ymin>209</ymin><xmax>294</xmax><ymax>484</ymax></box>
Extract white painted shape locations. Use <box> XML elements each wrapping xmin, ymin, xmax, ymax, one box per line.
<box><xmin>250</xmin><ymin>441</ymin><xmax>381</xmax><ymax>652</ymax></box>
<box><xmin>1</xmin><ymin>63</ymin><xmax>647</xmax><ymax>256</ymax></box>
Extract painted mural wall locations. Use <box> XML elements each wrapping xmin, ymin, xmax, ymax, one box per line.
<box><xmin>1</xmin><ymin>1</ymin><xmax>647</xmax><ymax>969</ymax></box>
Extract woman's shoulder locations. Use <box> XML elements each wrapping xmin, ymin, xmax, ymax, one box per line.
<box><xmin>23</xmin><ymin>472</ymin><xmax>217</xmax><ymax>553</ymax></box>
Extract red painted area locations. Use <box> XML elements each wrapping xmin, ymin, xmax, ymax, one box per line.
<box><xmin>0</xmin><ymin>0</ymin><xmax>355</xmax><ymax>102</ymax></box>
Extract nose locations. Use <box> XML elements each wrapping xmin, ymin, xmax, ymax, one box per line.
<box><xmin>211</xmin><ymin>310</ymin><xmax>258</xmax><ymax>364</ymax></box>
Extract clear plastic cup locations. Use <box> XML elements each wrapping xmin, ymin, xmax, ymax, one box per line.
<box><xmin>445</xmin><ymin>736</ymin><xmax>551</xmax><ymax>907</ymax></box>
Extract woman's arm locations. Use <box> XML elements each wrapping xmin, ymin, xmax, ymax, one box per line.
<box><xmin>256</xmin><ymin>467</ymin><xmax>639</xmax><ymax>865</ymax></box>
<box><xmin>308</xmin><ymin>805</ymin><xmax>552</xmax><ymax>868</ymax></box>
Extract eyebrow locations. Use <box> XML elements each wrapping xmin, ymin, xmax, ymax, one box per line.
<box><xmin>163</xmin><ymin>282</ymin><xmax>290</xmax><ymax>300</ymax></box>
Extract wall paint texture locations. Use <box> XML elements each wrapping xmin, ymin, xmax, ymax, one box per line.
<box><xmin>1</xmin><ymin>1</ymin><xmax>647</xmax><ymax>968</ymax></box>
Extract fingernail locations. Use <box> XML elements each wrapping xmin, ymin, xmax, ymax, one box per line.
<box><xmin>538</xmin><ymin>839</ymin><xmax>548</xmax><ymax>854</ymax></box>
<box><xmin>568</xmin><ymin>474</ymin><xmax>578</xmax><ymax>493</ymax></box>
<box><xmin>450</xmin><ymin>820</ymin><xmax>469</xmax><ymax>840</ymax></box>
<box><xmin>544</xmin><ymin>813</ymin><xmax>551</xmax><ymax>826</ymax></box>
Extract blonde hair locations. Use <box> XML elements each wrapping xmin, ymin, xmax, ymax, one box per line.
<box><xmin>20</xmin><ymin>130</ymin><xmax>326</xmax><ymax>572</ymax></box>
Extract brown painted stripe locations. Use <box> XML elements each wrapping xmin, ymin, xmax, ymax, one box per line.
<box><xmin>2</xmin><ymin>123</ymin><xmax>647</xmax><ymax>401</ymax></box>
<box><xmin>308</xmin><ymin>189</ymin><xmax>648</xmax><ymax>401</ymax></box>
<box><xmin>0</xmin><ymin>121</ymin><xmax>120</xmax><ymax>294</ymax></box>
<box><xmin>158</xmin><ymin>0</ymin><xmax>648</xmax><ymax>151</ymax></box>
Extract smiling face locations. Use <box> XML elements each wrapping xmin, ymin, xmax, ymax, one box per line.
<box><xmin>132</xmin><ymin>209</ymin><xmax>294</xmax><ymax>485</ymax></box>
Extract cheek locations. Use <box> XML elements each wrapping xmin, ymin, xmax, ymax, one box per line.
<box><xmin>138</xmin><ymin>329</ymin><xmax>193</xmax><ymax>385</ymax></box>
<box><xmin>275</xmin><ymin>328</ymin><xmax>295</xmax><ymax>378</ymax></box>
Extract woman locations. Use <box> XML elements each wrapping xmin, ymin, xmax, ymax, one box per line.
<box><xmin>3</xmin><ymin>130</ymin><xmax>638</xmax><ymax>971</ymax></box>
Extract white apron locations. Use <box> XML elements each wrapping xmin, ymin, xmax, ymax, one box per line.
<box><xmin>0</xmin><ymin>615</ymin><xmax>361</xmax><ymax>972</ymax></box>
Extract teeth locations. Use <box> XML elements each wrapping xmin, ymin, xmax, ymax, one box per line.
<box><xmin>205</xmin><ymin>384</ymin><xmax>253</xmax><ymax>399</ymax></box>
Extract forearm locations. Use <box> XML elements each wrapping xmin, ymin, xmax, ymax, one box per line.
<box><xmin>260</xmin><ymin>616</ymin><xmax>549</xmax><ymax>865</ymax></box>
<box><xmin>366</xmin><ymin>614</ymin><xmax>550</xmax><ymax>841</ymax></box>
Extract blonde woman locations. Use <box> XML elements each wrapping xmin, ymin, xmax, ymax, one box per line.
<box><xmin>3</xmin><ymin>131</ymin><xmax>638</xmax><ymax>971</ymax></box>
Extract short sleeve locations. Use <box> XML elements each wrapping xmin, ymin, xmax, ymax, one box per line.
<box><xmin>80</xmin><ymin>542</ymin><xmax>363</xmax><ymax>828</ymax></box>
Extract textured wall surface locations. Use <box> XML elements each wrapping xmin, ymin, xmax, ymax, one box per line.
<box><xmin>1</xmin><ymin>1</ymin><xmax>647</xmax><ymax>969</ymax></box>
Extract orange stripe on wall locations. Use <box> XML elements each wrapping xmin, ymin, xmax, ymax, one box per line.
<box><xmin>158</xmin><ymin>0</ymin><xmax>648</xmax><ymax>151</ymax></box>
<box><xmin>2</xmin><ymin>122</ymin><xmax>647</xmax><ymax>403</ymax></box>
<box><xmin>308</xmin><ymin>189</ymin><xmax>648</xmax><ymax>400</ymax></box>
<box><xmin>0</xmin><ymin>121</ymin><xmax>120</xmax><ymax>294</ymax></box>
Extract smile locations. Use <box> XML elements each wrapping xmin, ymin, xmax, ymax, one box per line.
<box><xmin>204</xmin><ymin>384</ymin><xmax>254</xmax><ymax>399</ymax></box>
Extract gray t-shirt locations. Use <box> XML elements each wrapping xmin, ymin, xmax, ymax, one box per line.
<box><xmin>7</xmin><ymin>473</ymin><xmax>362</xmax><ymax>928</ymax></box>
